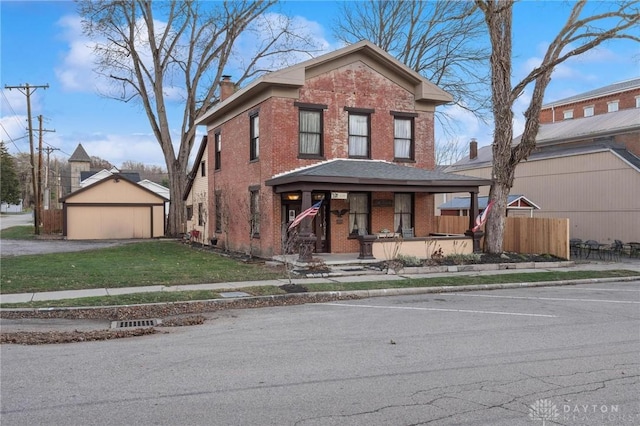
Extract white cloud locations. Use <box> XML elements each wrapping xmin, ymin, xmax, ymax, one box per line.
<box><xmin>54</xmin><ymin>15</ymin><xmax>102</xmax><ymax>93</ymax></box>
<box><xmin>69</xmin><ymin>133</ymin><xmax>167</xmax><ymax>168</ymax></box>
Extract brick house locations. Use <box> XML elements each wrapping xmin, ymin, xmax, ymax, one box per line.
<box><xmin>442</xmin><ymin>78</ymin><xmax>640</xmax><ymax>244</ymax></box>
<box><xmin>192</xmin><ymin>40</ymin><xmax>491</xmax><ymax>259</ymax></box>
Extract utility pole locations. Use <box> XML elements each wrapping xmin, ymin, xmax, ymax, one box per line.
<box><xmin>36</xmin><ymin>116</ymin><xmax>54</xmax><ymax>216</ymax></box>
<box><xmin>5</xmin><ymin>83</ymin><xmax>49</xmax><ymax>234</ymax></box>
<box><xmin>38</xmin><ymin>141</ymin><xmax>58</xmax><ymax>210</ymax></box>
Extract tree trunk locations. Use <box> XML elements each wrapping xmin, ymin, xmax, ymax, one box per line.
<box><xmin>166</xmin><ymin>161</ymin><xmax>187</xmax><ymax>237</ymax></box>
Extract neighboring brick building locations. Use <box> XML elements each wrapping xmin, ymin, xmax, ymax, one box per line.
<box><xmin>193</xmin><ymin>41</ymin><xmax>490</xmax><ymax>258</ymax></box>
<box><xmin>539</xmin><ymin>77</ymin><xmax>640</xmax><ymax>124</ymax></box>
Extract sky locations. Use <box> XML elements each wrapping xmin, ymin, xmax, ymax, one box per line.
<box><xmin>1</xmin><ymin>0</ymin><xmax>639</xmax><ymax>170</ymax></box>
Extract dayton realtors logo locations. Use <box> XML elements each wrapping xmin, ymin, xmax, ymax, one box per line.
<box><xmin>529</xmin><ymin>399</ymin><xmax>559</xmax><ymax>425</ymax></box>
<box><xmin>529</xmin><ymin>399</ymin><xmax>637</xmax><ymax>424</ymax></box>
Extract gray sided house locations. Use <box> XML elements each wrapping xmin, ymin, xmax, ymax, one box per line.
<box><xmin>441</xmin><ymin>79</ymin><xmax>640</xmax><ymax>244</ymax></box>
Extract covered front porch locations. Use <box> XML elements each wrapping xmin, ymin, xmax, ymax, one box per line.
<box><xmin>266</xmin><ymin>159</ymin><xmax>492</xmax><ymax>261</ymax></box>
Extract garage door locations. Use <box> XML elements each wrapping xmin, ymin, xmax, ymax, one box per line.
<box><xmin>67</xmin><ymin>206</ymin><xmax>151</xmax><ymax>240</ymax></box>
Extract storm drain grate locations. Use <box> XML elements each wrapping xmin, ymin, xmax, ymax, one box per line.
<box><xmin>111</xmin><ymin>319</ymin><xmax>161</xmax><ymax>329</ymax></box>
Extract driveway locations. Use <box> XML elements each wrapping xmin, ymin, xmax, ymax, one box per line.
<box><xmin>0</xmin><ymin>213</ymin><xmax>137</xmax><ymax>257</ymax></box>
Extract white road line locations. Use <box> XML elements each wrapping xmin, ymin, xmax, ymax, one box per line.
<box><xmin>548</xmin><ymin>287</ymin><xmax>640</xmax><ymax>292</ymax></box>
<box><xmin>324</xmin><ymin>303</ymin><xmax>557</xmax><ymax>318</ymax></box>
<box><xmin>452</xmin><ymin>294</ymin><xmax>640</xmax><ymax>304</ymax></box>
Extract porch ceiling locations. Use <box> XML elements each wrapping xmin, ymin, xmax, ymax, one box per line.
<box><xmin>265</xmin><ymin>159</ymin><xmax>492</xmax><ymax>194</ymax></box>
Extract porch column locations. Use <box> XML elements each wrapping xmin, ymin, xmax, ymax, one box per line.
<box><xmin>296</xmin><ymin>190</ymin><xmax>317</xmax><ymax>262</ymax></box>
<box><xmin>464</xmin><ymin>191</ymin><xmax>484</xmax><ymax>253</ymax></box>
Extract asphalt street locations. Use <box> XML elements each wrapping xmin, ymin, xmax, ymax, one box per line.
<box><xmin>2</xmin><ymin>282</ymin><xmax>638</xmax><ymax>425</ymax></box>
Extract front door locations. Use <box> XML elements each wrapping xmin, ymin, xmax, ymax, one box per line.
<box><xmin>281</xmin><ymin>192</ymin><xmax>329</xmax><ymax>253</ymax></box>
<box><xmin>313</xmin><ymin>199</ymin><xmax>329</xmax><ymax>252</ymax></box>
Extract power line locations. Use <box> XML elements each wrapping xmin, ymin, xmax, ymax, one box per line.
<box><xmin>5</xmin><ymin>83</ymin><xmax>49</xmax><ymax>234</ymax></box>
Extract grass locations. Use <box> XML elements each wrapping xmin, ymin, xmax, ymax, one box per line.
<box><xmin>0</xmin><ymin>240</ymin><xmax>286</xmax><ymax>294</ymax></box>
<box><xmin>1</xmin><ymin>270</ymin><xmax>637</xmax><ymax>309</ymax></box>
<box><xmin>1</xmin><ymin>227</ymin><xmax>638</xmax><ymax>309</ymax></box>
<box><xmin>0</xmin><ymin>225</ymin><xmax>36</xmax><ymax>240</ymax></box>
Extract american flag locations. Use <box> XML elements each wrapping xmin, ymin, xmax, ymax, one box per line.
<box><xmin>288</xmin><ymin>201</ymin><xmax>322</xmax><ymax>230</ymax></box>
<box><xmin>472</xmin><ymin>200</ymin><xmax>494</xmax><ymax>232</ymax></box>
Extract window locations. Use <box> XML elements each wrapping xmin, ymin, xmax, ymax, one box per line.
<box><xmin>583</xmin><ymin>105</ymin><xmax>594</xmax><ymax>117</ymax></box>
<box><xmin>635</xmin><ymin>96</ymin><xmax>640</xmax><ymax>108</ymax></box>
<box><xmin>214</xmin><ymin>131</ymin><xmax>221</xmax><ymax>170</ymax></box>
<box><xmin>250</xmin><ymin>113</ymin><xmax>259</xmax><ymax>161</ymax></box>
<box><xmin>299</xmin><ymin>109</ymin><xmax>323</xmax><ymax>157</ymax></box>
<box><xmin>394</xmin><ymin>117</ymin><xmax>414</xmax><ymax>159</ymax></box>
<box><xmin>198</xmin><ymin>203</ymin><xmax>204</xmax><ymax>226</ymax></box>
<box><xmin>348</xmin><ymin>193</ymin><xmax>369</xmax><ymax>236</ymax></box>
<box><xmin>563</xmin><ymin>110</ymin><xmax>573</xmax><ymax>120</ymax></box>
<box><xmin>215</xmin><ymin>191</ymin><xmax>222</xmax><ymax>233</ymax></box>
<box><xmin>186</xmin><ymin>205</ymin><xmax>193</xmax><ymax>221</ymax></box>
<box><xmin>250</xmin><ymin>189</ymin><xmax>260</xmax><ymax>237</ymax></box>
<box><xmin>394</xmin><ymin>193</ymin><xmax>413</xmax><ymax>232</ymax></box>
<box><xmin>200</xmin><ymin>161</ymin><xmax>206</xmax><ymax>177</ymax></box>
<box><xmin>348</xmin><ymin>113</ymin><xmax>370</xmax><ymax>158</ymax></box>
<box><xmin>607</xmin><ymin>101</ymin><xmax>619</xmax><ymax>113</ymax></box>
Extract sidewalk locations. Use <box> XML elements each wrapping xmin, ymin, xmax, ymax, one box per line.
<box><xmin>1</xmin><ymin>259</ymin><xmax>638</xmax><ymax>334</ymax></box>
<box><xmin>2</xmin><ymin>258</ymin><xmax>639</xmax><ymax>304</ymax></box>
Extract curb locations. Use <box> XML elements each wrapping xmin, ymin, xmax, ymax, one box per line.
<box><xmin>1</xmin><ymin>276</ymin><xmax>637</xmax><ymax>318</ymax></box>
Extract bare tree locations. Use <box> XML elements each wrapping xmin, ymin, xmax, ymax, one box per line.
<box><xmin>476</xmin><ymin>0</ymin><xmax>639</xmax><ymax>253</ymax></box>
<box><xmin>121</xmin><ymin>160</ymin><xmax>168</xmax><ymax>184</ymax></box>
<box><xmin>77</xmin><ymin>0</ymin><xmax>320</xmax><ymax>236</ymax></box>
<box><xmin>435</xmin><ymin>137</ymin><xmax>468</xmax><ymax>166</ymax></box>
<box><xmin>333</xmin><ymin>0</ymin><xmax>492</xmax><ymax>134</ymax></box>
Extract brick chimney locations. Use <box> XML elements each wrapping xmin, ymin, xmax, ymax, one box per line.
<box><xmin>220</xmin><ymin>75</ymin><xmax>235</xmax><ymax>101</ymax></box>
<box><xmin>469</xmin><ymin>138</ymin><xmax>478</xmax><ymax>160</ymax></box>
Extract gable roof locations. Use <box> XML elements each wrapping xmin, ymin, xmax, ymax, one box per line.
<box><xmin>61</xmin><ymin>173</ymin><xmax>169</xmax><ymax>202</ymax></box>
<box><xmin>515</xmin><ymin>107</ymin><xmax>640</xmax><ymax>146</ymax></box>
<box><xmin>196</xmin><ymin>40</ymin><xmax>453</xmax><ymax>126</ymax></box>
<box><xmin>542</xmin><ymin>77</ymin><xmax>640</xmax><ymax>109</ymax></box>
<box><xmin>80</xmin><ymin>169</ymin><xmax>141</xmax><ymax>185</ymax></box>
<box><xmin>266</xmin><ymin>159</ymin><xmax>491</xmax><ymax>193</ymax></box>
<box><xmin>183</xmin><ymin>135</ymin><xmax>208</xmax><ymax>200</ymax></box>
<box><xmin>69</xmin><ymin>143</ymin><xmax>91</xmax><ymax>163</ymax></box>
<box><xmin>439</xmin><ymin>195</ymin><xmax>540</xmax><ymax>210</ymax></box>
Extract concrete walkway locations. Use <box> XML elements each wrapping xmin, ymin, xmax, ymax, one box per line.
<box><xmin>2</xmin><ymin>258</ymin><xmax>639</xmax><ymax>305</ymax></box>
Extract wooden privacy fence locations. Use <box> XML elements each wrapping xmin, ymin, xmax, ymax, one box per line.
<box><xmin>433</xmin><ymin>216</ymin><xmax>569</xmax><ymax>259</ymax></box>
<box><xmin>41</xmin><ymin>209</ymin><xmax>63</xmax><ymax>234</ymax></box>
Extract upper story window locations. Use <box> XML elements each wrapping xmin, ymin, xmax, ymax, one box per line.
<box><xmin>249</xmin><ymin>112</ymin><xmax>259</xmax><ymax>161</ymax></box>
<box><xmin>392</xmin><ymin>112</ymin><xmax>416</xmax><ymax>160</ymax></box>
<box><xmin>200</xmin><ymin>161</ymin><xmax>206</xmax><ymax>177</ymax></box>
<box><xmin>214</xmin><ymin>131</ymin><xmax>221</xmax><ymax>170</ymax></box>
<box><xmin>607</xmin><ymin>100</ymin><xmax>619</xmax><ymax>113</ymax></box>
<box><xmin>583</xmin><ymin>105</ymin><xmax>594</xmax><ymax>117</ymax></box>
<box><xmin>563</xmin><ymin>109</ymin><xmax>573</xmax><ymax>120</ymax></box>
<box><xmin>345</xmin><ymin>107</ymin><xmax>373</xmax><ymax>158</ymax></box>
<box><xmin>296</xmin><ymin>102</ymin><xmax>326</xmax><ymax>158</ymax></box>
<box><xmin>635</xmin><ymin>96</ymin><xmax>640</xmax><ymax>108</ymax></box>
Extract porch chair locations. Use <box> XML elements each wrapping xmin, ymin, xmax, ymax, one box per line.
<box><xmin>569</xmin><ymin>238</ymin><xmax>582</xmax><ymax>258</ymax></box>
<box><xmin>582</xmin><ymin>240</ymin><xmax>603</xmax><ymax>259</ymax></box>
<box><xmin>600</xmin><ymin>240</ymin><xmax>623</xmax><ymax>261</ymax></box>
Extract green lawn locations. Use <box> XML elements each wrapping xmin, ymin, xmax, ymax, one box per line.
<box><xmin>1</xmin><ymin>270</ymin><xmax>637</xmax><ymax>309</ymax></box>
<box><xmin>0</xmin><ymin>240</ymin><xmax>286</xmax><ymax>294</ymax></box>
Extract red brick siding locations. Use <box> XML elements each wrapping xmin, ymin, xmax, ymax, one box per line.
<box><xmin>540</xmin><ymin>88</ymin><xmax>640</xmax><ymax>123</ymax></box>
<box><xmin>208</xmin><ymin>62</ymin><xmax>439</xmax><ymax>257</ymax></box>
